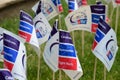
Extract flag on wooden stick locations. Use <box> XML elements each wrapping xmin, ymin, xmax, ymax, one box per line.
<box><xmin>18</xmin><ymin>10</ymin><xmax>40</xmax><ymax>56</ymax></box>
<box><xmin>52</xmin><ymin>0</ymin><xmax>63</xmax><ymax>13</ymax></box>
<box><xmin>65</xmin><ymin>5</ymin><xmax>92</xmax><ymax>32</ymax></box>
<box><xmin>33</xmin><ymin>12</ymin><xmax>52</xmax><ymax>45</ymax></box>
<box><xmin>43</xmin><ymin>30</ymin><xmax>83</xmax><ymax>79</ymax></box>
<box><xmin>3</xmin><ymin>30</ymin><xmax>27</xmax><ymax>80</ymax></box>
<box><xmin>92</xmin><ymin>18</ymin><xmax>118</xmax><ymax>71</ymax></box>
<box><xmin>32</xmin><ymin>0</ymin><xmax>59</xmax><ymax>20</ymax></box>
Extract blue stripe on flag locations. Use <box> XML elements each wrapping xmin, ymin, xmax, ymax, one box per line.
<box><xmin>107</xmin><ymin>51</ymin><xmax>113</xmax><ymax>61</ymax></box>
<box><xmin>68</xmin><ymin>1</ymin><xmax>75</xmax><ymax>10</ymax></box>
<box><xmin>59</xmin><ymin>43</ymin><xmax>75</xmax><ymax>50</ymax></box>
<box><xmin>4</xmin><ymin>47</ymin><xmax>18</xmax><ymax>63</ymax></box>
<box><xmin>20</xmin><ymin>21</ymin><xmax>33</xmax><ymax>34</ymax></box>
<box><xmin>95</xmin><ymin>29</ymin><xmax>104</xmax><ymax>42</ymax></box>
<box><xmin>92</xmin><ymin>14</ymin><xmax>105</xmax><ymax>24</ymax></box>
<box><xmin>59</xmin><ymin>44</ymin><xmax>76</xmax><ymax>57</ymax></box>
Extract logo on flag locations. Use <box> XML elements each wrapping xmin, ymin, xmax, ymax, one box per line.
<box><xmin>3</xmin><ymin>31</ymin><xmax>26</xmax><ymax>80</ymax></box>
<box><xmin>32</xmin><ymin>0</ymin><xmax>59</xmax><ymax>21</ymax></box>
<box><xmin>41</xmin><ymin>2</ymin><xmax>53</xmax><ymax>16</ymax></box>
<box><xmin>90</xmin><ymin>5</ymin><xmax>107</xmax><ymax>33</ymax></box>
<box><xmin>33</xmin><ymin>12</ymin><xmax>52</xmax><ymax>45</ymax></box>
<box><xmin>70</xmin><ymin>12</ymin><xmax>87</xmax><ymax>25</ymax></box>
<box><xmin>92</xmin><ymin>18</ymin><xmax>118</xmax><ymax>71</ymax></box>
<box><xmin>65</xmin><ymin>6</ymin><xmax>92</xmax><ymax>32</ymax></box>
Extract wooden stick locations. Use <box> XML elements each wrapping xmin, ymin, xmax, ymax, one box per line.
<box><xmin>59</xmin><ymin>11</ymin><xmax>62</xmax><ymax>80</ymax></box>
<box><xmin>104</xmin><ymin>66</ymin><xmax>106</xmax><ymax>80</ymax></box>
<box><xmin>109</xmin><ymin>7</ymin><xmax>115</xmax><ymax>25</ymax></box>
<box><xmin>37</xmin><ymin>49</ymin><xmax>41</xmax><ymax>80</ymax></box>
<box><xmin>93</xmin><ymin>58</ymin><xmax>97</xmax><ymax>80</ymax></box>
<box><xmin>59</xmin><ymin>70</ymin><xmax>62</xmax><ymax>80</ymax></box>
<box><xmin>72</xmin><ymin>31</ymin><xmax>75</xmax><ymax>44</ymax></box>
<box><xmin>52</xmin><ymin>72</ymin><xmax>55</xmax><ymax>80</ymax></box>
<box><xmin>82</xmin><ymin>31</ymin><xmax>84</xmax><ymax>57</ymax></box>
<box><xmin>115</xmin><ymin>5</ymin><xmax>119</xmax><ymax>34</ymax></box>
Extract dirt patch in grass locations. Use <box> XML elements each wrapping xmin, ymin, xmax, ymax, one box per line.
<box><xmin>0</xmin><ymin>0</ymin><xmax>38</xmax><ymax>21</ymax></box>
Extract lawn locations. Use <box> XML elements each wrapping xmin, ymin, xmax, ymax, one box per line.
<box><xmin>0</xmin><ymin>0</ymin><xmax>120</xmax><ymax>80</ymax></box>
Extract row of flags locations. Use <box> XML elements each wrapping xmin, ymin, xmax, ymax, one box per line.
<box><xmin>0</xmin><ymin>0</ymin><xmax>119</xmax><ymax>79</ymax></box>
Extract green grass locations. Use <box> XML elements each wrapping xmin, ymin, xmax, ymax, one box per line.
<box><xmin>0</xmin><ymin>0</ymin><xmax>120</xmax><ymax>80</ymax></box>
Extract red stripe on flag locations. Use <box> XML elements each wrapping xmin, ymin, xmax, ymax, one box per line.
<box><xmin>58</xmin><ymin>57</ymin><xmax>77</xmax><ymax>70</ymax></box>
<box><xmin>91</xmin><ymin>24</ymin><xmax>98</xmax><ymax>33</ymax></box>
<box><xmin>92</xmin><ymin>40</ymin><xmax>98</xmax><ymax>50</ymax></box>
<box><xmin>18</xmin><ymin>31</ymin><xmax>31</xmax><ymax>42</ymax></box>
<box><xmin>4</xmin><ymin>60</ymin><xmax>14</xmax><ymax>72</ymax></box>
<box><xmin>82</xmin><ymin>0</ymin><xmax>87</xmax><ymax>5</ymax></box>
<box><xmin>58</xmin><ymin>5</ymin><xmax>63</xmax><ymax>13</ymax></box>
<box><xmin>116</xmin><ymin>0</ymin><xmax>120</xmax><ymax>4</ymax></box>
<box><xmin>69</xmin><ymin>10</ymin><xmax>73</xmax><ymax>13</ymax></box>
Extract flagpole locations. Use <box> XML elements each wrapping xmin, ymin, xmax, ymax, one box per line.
<box><xmin>93</xmin><ymin>57</ymin><xmax>97</xmax><ymax>80</ymax></box>
<box><xmin>37</xmin><ymin>49</ymin><xmax>41</xmax><ymax>80</ymax></box>
<box><xmin>104</xmin><ymin>66</ymin><xmax>106</xmax><ymax>80</ymax></box>
<box><xmin>36</xmin><ymin>0</ymin><xmax>42</xmax><ymax>79</ymax></box>
<box><xmin>59</xmin><ymin>14</ymin><xmax>62</xmax><ymax>80</ymax></box>
<box><xmin>115</xmin><ymin>4</ymin><xmax>119</xmax><ymax>34</ymax></box>
<box><xmin>58</xmin><ymin>1</ymin><xmax>62</xmax><ymax>78</ymax></box>
<box><xmin>82</xmin><ymin>31</ymin><xmax>84</xmax><ymax>57</ymax></box>
<box><xmin>109</xmin><ymin>2</ymin><xmax>114</xmax><ymax>26</ymax></box>
<box><xmin>52</xmin><ymin>72</ymin><xmax>55</xmax><ymax>80</ymax></box>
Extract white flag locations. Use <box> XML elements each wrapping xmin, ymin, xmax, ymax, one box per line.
<box><xmin>65</xmin><ymin>5</ymin><xmax>92</xmax><ymax>32</ymax></box>
<box><xmin>92</xmin><ymin>18</ymin><xmax>118</xmax><ymax>71</ymax></box>
<box><xmin>43</xmin><ymin>30</ymin><xmax>83</xmax><ymax>79</ymax></box>
<box><xmin>33</xmin><ymin>12</ymin><xmax>52</xmax><ymax>45</ymax></box>
<box><xmin>43</xmin><ymin>31</ymin><xmax>59</xmax><ymax>72</ymax></box>
<box><xmin>32</xmin><ymin>0</ymin><xmax>58</xmax><ymax>21</ymax></box>
<box><xmin>3</xmin><ymin>30</ymin><xmax>27</xmax><ymax>80</ymax></box>
<box><xmin>19</xmin><ymin>10</ymin><xmax>40</xmax><ymax>56</ymax></box>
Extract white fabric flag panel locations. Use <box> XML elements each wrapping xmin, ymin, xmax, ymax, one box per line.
<box><xmin>3</xmin><ymin>31</ymin><xmax>27</xmax><ymax>80</ymax></box>
<box><xmin>33</xmin><ymin>12</ymin><xmax>52</xmax><ymax>45</ymax></box>
<box><xmin>43</xmin><ymin>31</ymin><xmax>59</xmax><ymax>72</ymax></box>
<box><xmin>32</xmin><ymin>0</ymin><xmax>58</xmax><ymax>21</ymax></box>
<box><xmin>92</xmin><ymin>18</ymin><xmax>118</xmax><ymax>71</ymax></box>
<box><xmin>65</xmin><ymin>5</ymin><xmax>92</xmax><ymax>32</ymax></box>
